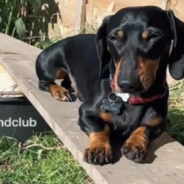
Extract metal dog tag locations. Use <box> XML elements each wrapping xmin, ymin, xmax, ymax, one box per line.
<box><xmin>100</xmin><ymin>92</ymin><xmax>122</xmax><ymax>115</ymax></box>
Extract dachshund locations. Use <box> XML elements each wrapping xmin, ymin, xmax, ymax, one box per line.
<box><xmin>35</xmin><ymin>6</ymin><xmax>184</xmax><ymax>165</ymax></box>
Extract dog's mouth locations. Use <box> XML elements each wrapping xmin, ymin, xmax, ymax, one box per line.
<box><xmin>122</xmin><ymin>87</ymin><xmax>144</xmax><ymax>95</ymax></box>
<box><xmin>110</xmin><ymin>80</ymin><xmax>167</xmax><ymax>105</ymax></box>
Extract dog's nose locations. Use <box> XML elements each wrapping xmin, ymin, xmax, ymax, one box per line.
<box><xmin>118</xmin><ymin>80</ymin><xmax>137</xmax><ymax>92</ymax></box>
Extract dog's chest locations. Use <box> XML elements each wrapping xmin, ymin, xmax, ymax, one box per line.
<box><xmin>111</xmin><ymin>105</ymin><xmax>144</xmax><ymax>134</ymax></box>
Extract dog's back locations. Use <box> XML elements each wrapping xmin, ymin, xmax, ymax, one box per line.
<box><xmin>35</xmin><ymin>34</ymin><xmax>101</xmax><ymax>101</ymax></box>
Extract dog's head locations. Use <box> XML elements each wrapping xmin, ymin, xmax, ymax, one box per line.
<box><xmin>96</xmin><ymin>6</ymin><xmax>184</xmax><ymax>94</ymax></box>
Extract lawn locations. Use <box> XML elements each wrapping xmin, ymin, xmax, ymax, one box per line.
<box><xmin>168</xmin><ymin>109</ymin><xmax>184</xmax><ymax>145</ymax></box>
<box><xmin>0</xmin><ymin>132</ymin><xmax>92</xmax><ymax>184</ymax></box>
<box><xmin>167</xmin><ymin>80</ymin><xmax>184</xmax><ymax>145</ymax></box>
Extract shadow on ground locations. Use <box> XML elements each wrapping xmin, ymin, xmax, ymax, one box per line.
<box><xmin>109</xmin><ymin>116</ymin><xmax>179</xmax><ymax>165</ymax></box>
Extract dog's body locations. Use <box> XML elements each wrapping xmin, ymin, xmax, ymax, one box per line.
<box><xmin>36</xmin><ymin>34</ymin><xmax>101</xmax><ymax>102</ymax></box>
<box><xmin>36</xmin><ymin>6</ymin><xmax>184</xmax><ymax>165</ymax></box>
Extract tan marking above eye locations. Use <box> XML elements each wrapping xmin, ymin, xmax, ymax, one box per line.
<box><xmin>117</xmin><ymin>31</ymin><xmax>124</xmax><ymax>38</ymax></box>
<box><xmin>142</xmin><ymin>30</ymin><xmax>149</xmax><ymax>39</ymax></box>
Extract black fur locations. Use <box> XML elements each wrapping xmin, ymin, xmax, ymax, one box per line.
<box><xmin>166</xmin><ymin>10</ymin><xmax>184</xmax><ymax>80</ymax></box>
<box><xmin>35</xmin><ymin>6</ymin><xmax>184</xmax><ymax>165</ymax></box>
<box><xmin>35</xmin><ymin>34</ymin><xmax>100</xmax><ymax>101</ymax></box>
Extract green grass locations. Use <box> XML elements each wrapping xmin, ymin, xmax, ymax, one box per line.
<box><xmin>0</xmin><ymin>132</ymin><xmax>91</xmax><ymax>184</ymax></box>
<box><xmin>167</xmin><ymin>109</ymin><xmax>184</xmax><ymax>145</ymax></box>
<box><xmin>167</xmin><ymin>80</ymin><xmax>184</xmax><ymax>144</ymax></box>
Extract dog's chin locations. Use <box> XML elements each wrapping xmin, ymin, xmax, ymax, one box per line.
<box><xmin>116</xmin><ymin>85</ymin><xmax>151</xmax><ymax>96</ymax></box>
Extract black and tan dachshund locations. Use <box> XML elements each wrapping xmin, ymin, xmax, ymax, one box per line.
<box><xmin>35</xmin><ymin>6</ymin><xmax>184</xmax><ymax>165</ymax></box>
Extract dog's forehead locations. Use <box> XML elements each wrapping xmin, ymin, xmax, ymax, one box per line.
<box><xmin>108</xmin><ymin>6</ymin><xmax>166</xmax><ymax>30</ymax></box>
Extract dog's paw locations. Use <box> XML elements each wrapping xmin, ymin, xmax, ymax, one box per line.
<box><xmin>83</xmin><ymin>146</ymin><xmax>112</xmax><ymax>165</ymax></box>
<box><xmin>121</xmin><ymin>139</ymin><xmax>148</xmax><ymax>163</ymax></box>
<box><xmin>52</xmin><ymin>89</ymin><xmax>72</xmax><ymax>101</ymax></box>
<box><xmin>49</xmin><ymin>85</ymin><xmax>72</xmax><ymax>101</ymax></box>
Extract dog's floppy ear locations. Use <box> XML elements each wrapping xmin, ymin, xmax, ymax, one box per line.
<box><xmin>166</xmin><ymin>10</ymin><xmax>184</xmax><ymax>80</ymax></box>
<box><xmin>95</xmin><ymin>15</ymin><xmax>112</xmax><ymax>77</ymax></box>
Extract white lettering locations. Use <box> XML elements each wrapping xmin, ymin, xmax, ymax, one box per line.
<box><xmin>12</xmin><ymin>119</ymin><xmax>19</xmax><ymax>127</ymax></box>
<box><xmin>29</xmin><ymin>117</ymin><xmax>37</xmax><ymax>127</ymax></box>
<box><xmin>4</xmin><ymin>118</ymin><xmax>12</xmax><ymax>127</ymax></box>
<box><xmin>0</xmin><ymin>117</ymin><xmax>37</xmax><ymax>127</ymax></box>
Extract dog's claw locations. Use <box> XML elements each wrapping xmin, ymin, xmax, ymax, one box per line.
<box><xmin>83</xmin><ymin>147</ymin><xmax>112</xmax><ymax>165</ymax></box>
<box><xmin>121</xmin><ymin>142</ymin><xmax>148</xmax><ymax>163</ymax></box>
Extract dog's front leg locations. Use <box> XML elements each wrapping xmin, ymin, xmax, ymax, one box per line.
<box><xmin>78</xmin><ymin>106</ymin><xmax>113</xmax><ymax>165</ymax></box>
<box><xmin>122</xmin><ymin>115</ymin><xmax>166</xmax><ymax>163</ymax></box>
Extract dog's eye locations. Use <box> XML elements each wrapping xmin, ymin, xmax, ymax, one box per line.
<box><xmin>108</xmin><ymin>36</ymin><xmax>118</xmax><ymax>41</ymax></box>
<box><xmin>148</xmin><ymin>32</ymin><xmax>162</xmax><ymax>40</ymax></box>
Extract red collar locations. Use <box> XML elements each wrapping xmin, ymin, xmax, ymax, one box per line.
<box><xmin>110</xmin><ymin>82</ymin><xmax>165</xmax><ymax>105</ymax></box>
